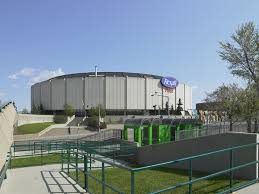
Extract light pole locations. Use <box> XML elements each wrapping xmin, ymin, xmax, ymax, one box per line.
<box><xmin>95</xmin><ymin>65</ymin><xmax>101</xmax><ymax>132</ymax></box>
<box><xmin>151</xmin><ymin>91</ymin><xmax>170</xmax><ymax>116</ymax></box>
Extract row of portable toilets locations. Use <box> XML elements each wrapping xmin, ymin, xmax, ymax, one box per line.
<box><xmin>122</xmin><ymin>118</ymin><xmax>203</xmax><ymax>146</ymax></box>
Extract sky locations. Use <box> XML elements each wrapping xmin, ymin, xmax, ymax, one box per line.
<box><xmin>0</xmin><ymin>0</ymin><xmax>259</xmax><ymax>110</ymax></box>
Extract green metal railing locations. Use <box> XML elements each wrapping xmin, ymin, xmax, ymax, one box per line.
<box><xmin>0</xmin><ymin>152</ymin><xmax>11</xmax><ymax>188</ymax></box>
<box><xmin>131</xmin><ymin>142</ymin><xmax>259</xmax><ymax>194</ymax></box>
<box><xmin>10</xmin><ymin>139</ymin><xmax>259</xmax><ymax>194</ymax></box>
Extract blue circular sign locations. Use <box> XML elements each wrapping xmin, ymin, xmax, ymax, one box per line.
<box><xmin>160</xmin><ymin>77</ymin><xmax>179</xmax><ymax>89</ymax></box>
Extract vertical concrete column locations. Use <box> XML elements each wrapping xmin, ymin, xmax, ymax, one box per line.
<box><xmin>82</xmin><ymin>77</ymin><xmax>85</xmax><ymax>110</ymax></box>
<box><xmin>145</xmin><ymin>77</ymin><xmax>147</xmax><ymax>111</ymax></box>
<box><xmin>104</xmin><ymin>76</ymin><xmax>106</xmax><ymax>110</ymax></box>
<box><xmin>125</xmin><ymin>76</ymin><xmax>128</xmax><ymax>112</ymax></box>
<box><xmin>64</xmin><ymin>78</ymin><xmax>67</xmax><ymax>105</ymax></box>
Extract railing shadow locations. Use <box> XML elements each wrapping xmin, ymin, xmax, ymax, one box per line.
<box><xmin>41</xmin><ymin>170</ymin><xmax>86</xmax><ymax>194</ymax></box>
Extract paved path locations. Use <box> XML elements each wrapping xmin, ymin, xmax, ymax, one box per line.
<box><xmin>0</xmin><ymin>165</ymin><xmax>87</xmax><ymax>194</ymax></box>
<box><xmin>236</xmin><ymin>183</ymin><xmax>259</xmax><ymax>194</ymax></box>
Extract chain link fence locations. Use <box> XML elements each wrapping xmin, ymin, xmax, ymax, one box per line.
<box><xmin>176</xmin><ymin>121</ymin><xmax>259</xmax><ymax>141</ymax></box>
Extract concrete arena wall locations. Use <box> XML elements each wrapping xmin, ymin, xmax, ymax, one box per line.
<box><xmin>0</xmin><ymin>103</ymin><xmax>17</xmax><ymax>172</ymax></box>
<box><xmin>17</xmin><ymin>114</ymin><xmax>54</xmax><ymax>126</ymax></box>
<box><xmin>136</xmin><ymin>133</ymin><xmax>259</xmax><ymax>180</ymax></box>
<box><xmin>32</xmin><ymin>75</ymin><xmax>192</xmax><ymax>111</ymax></box>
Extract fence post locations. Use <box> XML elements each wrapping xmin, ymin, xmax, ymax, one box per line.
<box><xmin>131</xmin><ymin>171</ymin><xmax>135</xmax><ymax>194</ymax></box>
<box><xmin>76</xmin><ymin>152</ymin><xmax>78</xmax><ymax>182</ymax></box>
<box><xmin>229</xmin><ymin>150</ymin><xmax>234</xmax><ymax>191</ymax></box>
<box><xmin>68</xmin><ymin>147</ymin><xmax>70</xmax><ymax>175</ymax></box>
<box><xmin>61</xmin><ymin>149</ymin><xmax>63</xmax><ymax>171</ymax></box>
<box><xmin>90</xmin><ymin>153</ymin><xmax>92</xmax><ymax>170</ymax></box>
<box><xmin>102</xmin><ymin>162</ymin><xmax>105</xmax><ymax>194</ymax></box>
<box><xmin>84</xmin><ymin>154</ymin><xmax>88</xmax><ymax>190</ymax></box>
<box><xmin>41</xmin><ymin>144</ymin><xmax>43</xmax><ymax>165</ymax></box>
<box><xmin>189</xmin><ymin>160</ymin><xmax>193</xmax><ymax>194</ymax></box>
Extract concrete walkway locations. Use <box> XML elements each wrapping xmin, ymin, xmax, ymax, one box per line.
<box><xmin>0</xmin><ymin>165</ymin><xmax>87</xmax><ymax>194</ymax></box>
<box><xmin>236</xmin><ymin>183</ymin><xmax>259</xmax><ymax>194</ymax></box>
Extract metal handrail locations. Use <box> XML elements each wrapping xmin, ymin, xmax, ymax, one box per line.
<box><xmin>0</xmin><ymin>153</ymin><xmax>11</xmax><ymax>188</ymax></box>
<box><xmin>131</xmin><ymin>142</ymin><xmax>259</xmax><ymax>194</ymax></box>
<box><xmin>133</xmin><ymin>142</ymin><xmax>258</xmax><ymax>171</ymax></box>
<box><xmin>10</xmin><ymin>137</ymin><xmax>259</xmax><ymax>194</ymax></box>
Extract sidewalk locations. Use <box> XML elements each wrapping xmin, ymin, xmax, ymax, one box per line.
<box><xmin>236</xmin><ymin>183</ymin><xmax>259</xmax><ymax>194</ymax></box>
<box><xmin>0</xmin><ymin>165</ymin><xmax>87</xmax><ymax>194</ymax></box>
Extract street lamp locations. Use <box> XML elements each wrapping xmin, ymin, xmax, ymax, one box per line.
<box><xmin>151</xmin><ymin>91</ymin><xmax>170</xmax><ymax>117</ymax></box>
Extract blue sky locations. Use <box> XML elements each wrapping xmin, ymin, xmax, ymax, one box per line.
<box><xmin>0</xmin><ymin>0</ymin><xmax>258</xmax><ymax>110</ymax></box>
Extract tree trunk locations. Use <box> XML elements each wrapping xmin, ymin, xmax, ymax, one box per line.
<box><xmin>255</xmin><ymin>118</ymin><xmax>258</xmax><ymax>133</ymax></box>
<box><xmin>247</xmin><ymin>118</ymin><xmax>252</xmax><ymax>133</ymax></box>
<box><xmin>229</xmin><ymin>116</ymin><xmax>233</xmax><ymax>131</ymax></box>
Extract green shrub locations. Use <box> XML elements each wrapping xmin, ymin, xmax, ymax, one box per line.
<box><xmin>64</xmin><ymin>104</ymin><xmax>75</xmax><ymax>116</ymax></box>
<box><xmin>53</xmin><ymin>115</ymin><xmax>67</xmax><ymax>124</ymax></box>
<box><xmin>88</xmin><ymin>116</ymin><xmax>106</xmax><ymax>129</ymax></box>
<box><xmin>88</xmin><ymin>105</ymin><xmax>106</xmax><ymax>117</ymax></box>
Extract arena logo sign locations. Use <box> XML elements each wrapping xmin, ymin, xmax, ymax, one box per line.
<box><xmin>160</xmin><ymin>77</ymin><xmax>179</xmax><ymax>89</ymax></box>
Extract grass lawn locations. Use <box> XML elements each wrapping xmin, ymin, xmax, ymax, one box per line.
<box><xmin>9</xmin><ymin>154</ymin><xmax>247</xmax><ymax>193</ymax></box>
<box><xmin>15</xmin><ymin>122</ymin><xmax>54</xmax><ymax>135</ymax></box>
<box><xmin>69</xmin><ymin>167</ymin><xmax>245</xmax><ymax>194</ymax></box>
<box><xmin>10</xmin><ymin>153</ymin><xmax>62</xmax><ymax>168</ymax></box>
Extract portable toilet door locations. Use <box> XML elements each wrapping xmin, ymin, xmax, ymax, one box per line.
<box><xmin>162</xmin><ymin>118</ymin><xmax>180</xmax><ymax>142</ymax></box>
<box><xmin>158</xmin><ymin>124</ymin><xmax>171</xmax><ymax>143</ymax></box>
<box><xmin>133</xmin><ymin>126</ymin><xmax>141</xmax><ymax>146</ymax></box>
<box><xmin>142</xmin><ymin>125</ymin><xmax>152</xmax><ymax>146</ymax></box>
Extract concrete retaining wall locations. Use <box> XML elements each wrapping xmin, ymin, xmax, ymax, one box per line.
<box><xmin>0</xmin><ymin>103</ymin><xmax>17</xmax><ymax>171</ymax></box>
<box><xmin>17</xmin><ymin>114</ymin><xmax>54</xmax><ymax>126</ymax></box>
<box><xmin>136</xmin><ymin>132</ymin><xmax>259</xmax><ymax>180</ymax></box>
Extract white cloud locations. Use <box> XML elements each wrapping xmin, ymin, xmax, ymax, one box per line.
<box><xmin>19</xmin><ymin>68</ymin><xmax>35</xmax><ymax>76</ymax></box>
<box><xmin>8</xmin><ymin>74</ymin><xmax>18</xmax><ymax>80</ymax></box>
<box><xmin>28</xmin><ymin>68</ymin><xmax>65</xmax><ymax>85</ymax></box>
<box><xmin>8</xmin><ymin>67</ymin><xmax>36</xmax><ymax>80</ymax></box>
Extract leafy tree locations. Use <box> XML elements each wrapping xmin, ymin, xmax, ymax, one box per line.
<box><xmin>63</xmin><ymin>104</ymin><xmax>75</xmax><ymax>117</ymax></box>
<box><xmin>219</xmin><ymin>22</ymin><xmax>259</xmax><ymax>131</ymax></box>
<box><xmin>21</xmin><ymin>108</ymin><xmax>29</xmax><ymax>114</ymax></box>
<box><xmin>205</xmin><ymin>84</ymin><xmax>243</xmax><ymax>131</ymax></box>
<box><xmin>31</xmin><ymin>104</ymin><xmax>41</xmax><ymax>114</ymax></box>
<box><xmin>88</xmin><ymin>105</ymin><xmax>106</xmax><ymax>130</ymax></box>
<box><xmin>219</xmin><ymin>22</ymin><xmax>259</xmax><ymax>91</ymax></box>
<box><xmin>39</xmin><ymin>104</ymin><xmax>44</xmax><ymax>114</ymax></box>
<box><xmin>88</xmin><ymin>105</ymin><xmax>106</xmax><ymax>118</ymax></box>
<box><xmin>239</xmin><ymin>86</ymin><xmax>259</xmax><ymax>132</ymax></box>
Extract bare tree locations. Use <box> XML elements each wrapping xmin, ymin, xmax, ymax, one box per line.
<box><xmin>205</xmin><ymin>84</ymin><xmax>242</xmax><ymax>131</ymax></box>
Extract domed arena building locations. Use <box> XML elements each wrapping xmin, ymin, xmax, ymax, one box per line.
<box><xmin>31</xmin><ymin>72</ymin><xmax>192</xmax><ymax>115</ymax></box>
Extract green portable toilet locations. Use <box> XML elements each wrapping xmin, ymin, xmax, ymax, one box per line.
<box><xmin>161</xmin><ymin>118</ymin><xmax>183</xmax><ymax>141</ymax></box>
<box><xmin>123</xmin><ymin>118</ymin><xmax>152</xmax><ymax>147</ymax></box>
<box><xmin>151</xmin><ymin>118</ymin><xmax>171</xmax><ymax>144</ymax></box>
